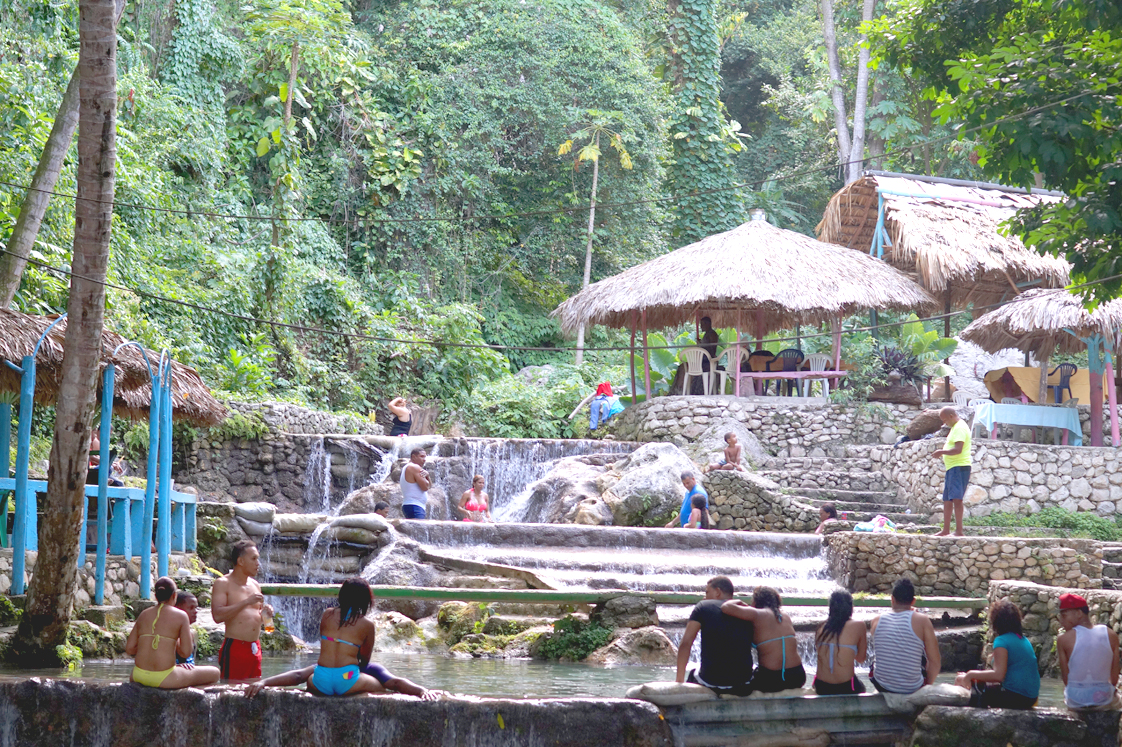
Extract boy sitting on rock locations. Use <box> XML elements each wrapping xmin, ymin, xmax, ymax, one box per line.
<box><xmin>706</xmin><ymin>432</ymin><xmax>746</xmax><ymax>473</ymax></box>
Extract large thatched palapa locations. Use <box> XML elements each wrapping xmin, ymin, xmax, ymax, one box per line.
<box><xmin>960</xmin><ymin>288</ymin><xmax>1122</xmax><ymax>446</ymax></box>
<box><xmin>0</xmin><ymin>309</ymin><xmax>225</xmax><ymax>427</ymax></box>
<box><xmin>554</xmin><ymin>214</ymin><xmax>935</xmax><ymax>396</ymax></box>
<box><xmin>816</xmin><ymin>172</ymin><xmax>1070</xmax><ymax>309</ymax></box>
<box><xmin>554</xmin><ymin>216</ymin><xmax>934</xmax><ymax>334</ymax></box>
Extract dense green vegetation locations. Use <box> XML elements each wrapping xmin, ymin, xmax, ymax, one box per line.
<box><xmin>965</xmin><ymin>507</ymin><xmax>1122</xmax><ymax>542</ymax></box>
<box><xmin>3</xmin><ymin>0</ymin><xmax>1103</xmax><ymax>436</ymax></box>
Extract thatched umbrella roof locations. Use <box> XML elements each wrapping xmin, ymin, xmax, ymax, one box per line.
<box><xmin>0</xmin><ymin>309</ymin><xmax>225</xmax><ymax>426</ymax></box>
<box><xmin>816</xmin><ymin>172</ymin><xmax>1070</xmax><ymax>308</ymax></box>
<box><xmin>960</xmin><ymin>288</ymin><xmax>1122</xmax><ymax>358</ymax></box>
<box><xmin>553</xmin><ymin>216</ymin><xmax>936</xmax><ymax>334</ymax></box>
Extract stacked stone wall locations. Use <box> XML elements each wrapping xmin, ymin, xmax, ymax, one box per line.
<box><xmin>868</xmin><ymin>439</ymin><xmax>1122</xmax><ymax>519</ymax></box>
<box><xmin>705</xmin><ymin>471</ymin><xmax>819</xmax><ymax>532</ymax></box>
<box><xmin>222</xmin><ymin>400</ymin><xmax>383</xmax><ymax>435</ymax></box>
<box><xmin>610</xmin><ymin>396</ymin><xmax>923</xmax><ymax>457</ymax></box>
<box><xmin>0</xmin><ymin>549</ymin><xmax>193</xmax><ymax>607</ymax></box>
<box><xmin>989</xmin><ymin>579</ymin><xmax>1122</xmax><ymax>675</ymax></box>
<box><xmin>823</xmin><ymin>533</ymin><xmax>1101</xmax><ymax>597</ymax></box>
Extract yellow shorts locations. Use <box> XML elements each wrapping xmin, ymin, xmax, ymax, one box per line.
<box><xmin>132</xmin><ymin>665</ymin><xmax>174</xmax><ymax>687</ymax></box>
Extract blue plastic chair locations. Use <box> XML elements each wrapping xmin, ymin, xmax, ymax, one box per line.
<box><xmin>1049</xmin><ymin>363</ymin><xmax>1076</xmax><ymax>404</ymax></box>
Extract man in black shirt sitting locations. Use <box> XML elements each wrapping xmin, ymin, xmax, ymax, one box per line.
<box><xmin>676</xmin><ymin>575</ymin><xmax>755</xmax><ymax>695</ymax></box>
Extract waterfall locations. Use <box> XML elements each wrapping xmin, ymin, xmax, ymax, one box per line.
<box><xmin>302</xmin><ymin>437</ymin><xmax>332</xmax><ymax>513</ymax></box>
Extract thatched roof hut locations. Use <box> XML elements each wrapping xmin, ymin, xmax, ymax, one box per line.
<box><xmin>553</xmin><ymin>215</ymin><xmax>936</xmax><ymax>335</ymax></box>
<box><xmin>816</xmin><ymin>172</ymin><xmax>1070</xmax><ymax>309</ymax></box>
<box><xmin>0</xmin><ymin>309</ymin><xmax>225</xmax><ymax>427</ymax></box>
<box><xmin>960</xmin><ymin>289</ymin><xmax>1122</xmax><ymax>358</ymax></box>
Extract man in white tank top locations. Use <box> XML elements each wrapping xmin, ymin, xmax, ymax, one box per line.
<box><xmin>1057</xmin><ymin>592</ymin><xmax>1122</xmax><ymax>710</ymax></box>
<box><xmin>400</xmin><ymin>448</ymin><xmax>431</xmax><ymax>520</ymax></box>
<box><xmin>869</xmin><ymin>578</ymin><xmax>941</xmax><ymax>694</ymax></box>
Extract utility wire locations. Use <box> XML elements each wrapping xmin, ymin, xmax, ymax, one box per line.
<box><xmin>0</xmin><ymin>92</ymin><xmax>1090</xmax><ymax>227</ymax></box>
<box><xmin>7</xmin><ymin>246</ymin><xmax>1118</xmax><ymax>354</ymax></box>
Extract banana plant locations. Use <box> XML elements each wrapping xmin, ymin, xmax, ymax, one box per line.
<box><xmin>897</xmin><ymin>314</ymin><xmax>958</xmax><ymax>378</ymax></box>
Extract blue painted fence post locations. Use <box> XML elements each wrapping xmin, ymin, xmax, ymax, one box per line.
<box><xmin>140</xmin><ymin>374</ymin><xmax>161</xmax><ymax>599</ymax></box>
<box><xmin>94</xmin><ymin>366</ymin><xmax>114</xmax><ymax>605</ymax></box>
<box><xmin>0</xmin><ymin>400</ymin><xmax>10</xmax><ymax>549</ymax></box>
<box><xmin>157</xmin><ymin>361</ymin><xmax>172</xmax><ymax>578</ymax></box>
<box><xmin>11</xmin><ymin>356</ymin><xmax>35</xmax><ymax>595</ymax></box>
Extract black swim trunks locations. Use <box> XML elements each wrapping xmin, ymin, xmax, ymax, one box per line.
<box><xmin>749</xmin><ymin>664</ymin><xmax>807</xmax><ymax>693</ymax></box>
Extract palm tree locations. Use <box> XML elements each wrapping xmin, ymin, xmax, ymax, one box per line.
<box><xmin>18</xmin><ymin>0</ymin><xmax>118</xmax><ymax>660</ymax></box>
<box><xmin>558</xmin><ymin>111</ymin><xmax>634</xmax><ymax>365</ymax></box>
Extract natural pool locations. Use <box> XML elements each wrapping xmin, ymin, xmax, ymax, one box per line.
<box><xmin>0</xmin><ymin>653</ymin><xmax>1069</xmax><ymax>707</ymax></box>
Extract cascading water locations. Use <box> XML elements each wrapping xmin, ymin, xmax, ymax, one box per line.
<box><xmin>302</xmin><ymin>437</ymin><xmax>333</xmax><ymax>513</ymax></box>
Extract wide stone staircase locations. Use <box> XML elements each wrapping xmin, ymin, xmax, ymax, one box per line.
<box><xmin>759</xmin><ymin>453</ymin><xmax>922</xmax><ymax>526</ymax></box>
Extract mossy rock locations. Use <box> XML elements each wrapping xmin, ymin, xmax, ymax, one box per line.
<box><xmin>448</xmin><ymin>633</ymin><xmax>513</xmax><ymax>658</ymax></box>
<box><xmin>505</xmin><ymin>626</ymin><xmax>553</xmax><ymax>659</ymax></box>
<box><xmin>436</xmin><ymin>601</ymin><xmax>492</xmax><ymax>646</ymax></box>
<box><xmin>68</xmin><ymin>620</ymin><xmax>127</xmax><ymax>659</ymax></box>
<box><xmin>0</xmin><ymin>596</ymin><xmax>22</xmax><ymax>627</ymax></box>
<box><xmin>481</xmin><ymin>616</ymin><xmax>538</xmax><ymax>637</ymax></box>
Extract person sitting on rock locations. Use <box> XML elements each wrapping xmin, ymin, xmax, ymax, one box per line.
<box><xmin>868</xmin><ymin>578</ymin><xmax>940</xmax><ymax>694</ymax></box>
<box><xmin>675</xmin><ymin>576</ymin><xmax>754</xmax><ymax>695</ymax></box>
<box><xmin>814</xmin><ymin>503</ymin><xmax>838</xmax><ymax>534</ymax></box>
<box><xmin>666</xmin><ymin>472</ymin><xmax>708</xmax><ymax>528</ymax></box>
<box><xmin>813</xmin><ymin>590</ymin><xmax>867</xmax><ymax>695</ymax></box>
<box><xmin>722</xmin><ymin>587</ymin><xmax>806</xmax><ymax>692</ymax></box>
<box><xmin>245</xmin><ymin>663</ymin><xmax>444</xmax><ymax>700</ymax></box>
<box><xmin>1057</xmin><ymin>592</ymin><xmax>1122</xmax><ymax>711</ymax></box>
<box><xmin>174</xmin><ymin>591</ymin><xmax>199</xmax><ymax>666</ymax></box>
<box><xmin>125</xmin><ymin>577</ymin><xmax>220</xmax><ymax>689</ymax></box>
<box><xmin>373</xmin><ymin>501</ymin><xmax>390</xmax><ymax>518</ymax></box>
<box><xmin>955</xmin><ymin>599</ymin><xmax>1038</xmax><ymax>709</ymax></box>
<box><xmin>706</xmin><ymin>432</ymin><xmax>746</xmax><ymax>473</ymax></box>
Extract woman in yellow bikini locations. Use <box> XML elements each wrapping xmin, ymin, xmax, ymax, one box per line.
<box><xmin>125</xmin><ymin>577</ymin><xmax>220</xmax><ymax>689</ymax></box>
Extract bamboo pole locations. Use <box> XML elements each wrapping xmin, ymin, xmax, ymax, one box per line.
<box><xmin>641</xmin><ymin>309</ymin><xmax>651</xmax><ymax>399</ymax></box>
<box><xmin>734</xmin><ymin>309</ymin><xmax>742</xmax><ymax>398</ymax></box>
<box><xmin>258</xmin><ymin>583</ymin><xmax>989</xmax><ymax>608</ymax></box>
<box><xmin>629</xmin><ymin>311</ymin><xmax>638</xmax><ymax>403</ymax></box>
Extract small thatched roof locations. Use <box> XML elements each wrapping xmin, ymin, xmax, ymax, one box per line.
<box><xmin>816</xmin><ymin>172</ymin><xmax>1070</xmax><ymax>308</ymax></box>
<box><xmin>553</xmin><ymin>217</ymin><xmax>936</xmax><ymax>334</ymax></box>
<box><xmin>0</xmin><ymin>309</ymin><xmax>225</xmax><ymax>426</ymax></box>
<box><xmin>960</xmin><ymin>288</ymin><xmax>1122</xmax><ymax>358</ymax></box>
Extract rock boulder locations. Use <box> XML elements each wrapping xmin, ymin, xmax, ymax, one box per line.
<box><xmin>682</xmin><ymin>418</ymin><xmax>768</xmax><ymax>469</ymax></box>
<box><xmin>591</xmin><ymin>595</ymin><xmax>658</xmax><ymax>629</ymax></box>
<box><xmin>600</xmin><ymin>443</ymin><xmax>695</xmax><ymax>526</ymax></box>
<box><xmin>906</xmin><ymin>409</ymin><xmax>946</xmax><ymax>440</ymax></box>
<box><xmin>586</xmin><ymin>626</ymin><xmax>676</xmax><ymax>666</ymax></box>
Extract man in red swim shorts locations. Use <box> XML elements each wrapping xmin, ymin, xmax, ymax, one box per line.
<box><xmin>212</xmin><ymin>540</ymin><xmax>272</xmax><ymax>681</ymax></box>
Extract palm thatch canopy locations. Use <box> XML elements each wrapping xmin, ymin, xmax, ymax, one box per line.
<box><xmin>960</xmin><ymin>288</ymin><xmax>1122</xmax><ymax>358</ymax></box>
<box><xmin>816</xmin><ymin>172</ymin><xmax>1071</xmax><ymax>309</ymax></box>
<box><xmin>0</xmin><ymin>309</ymin><xmax>225</xmax><ymax>427</ymax></box>
<box><xmin>553</xmin><ymin>217</ymin><xmax>936</xmax><ymax>334</ymax></box>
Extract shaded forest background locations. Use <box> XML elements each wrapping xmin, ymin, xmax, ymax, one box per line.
<box><xmin>0</xmin><ymin>0</ymin><xmax>1042</xmax><ymax>438</ymax></box>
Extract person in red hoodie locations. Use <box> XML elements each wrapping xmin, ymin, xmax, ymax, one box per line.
<box><xmin>589</xmin><ymin>382</ymin><xmax>622</xmax><ymax>430</ymax></box>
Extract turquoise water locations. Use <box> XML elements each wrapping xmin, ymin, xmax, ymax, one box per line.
<box><xmin>0</xmin><ymin>652</ymin><xmax>674</xmax><ymax>699</ymax></box>
<box><xmin>0</xmin><ymin>653</ymin><xmax>1068</xmax><ymax>705</ymax></box>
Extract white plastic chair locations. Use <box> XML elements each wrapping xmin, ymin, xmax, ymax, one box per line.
<box><xmin>952</xmin><ymin>391</ymin><xmax>970</xmax><ymax>407</ymax></box>
<box><xmin>679</xmin><ymin>346</ymin><xmax>714</xmax><ymax>396</ymax></box>
<box><xmin>968</xmin><ymin>398</ymin><xmax>991</xmax><ymax>438</ymax></box>
<box><xmin>802</xmin><ymin>354</ymin><xmax>832</xmax><ymax>397</ymax></box>
<box><xmin>713</xmin><ymin>347</ymin><xmax>750</xmax><ymax>395</ymax></box>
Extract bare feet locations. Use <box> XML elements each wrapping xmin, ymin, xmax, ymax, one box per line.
<box><xmin>934</xmin><ymin>530</ymin><xmax>950</xmax><ymax>537</ymax></box>
<box><xmin>954</xmin><ymin>532</ymin><xmax>965</xmax><ymax>537</ymax></box>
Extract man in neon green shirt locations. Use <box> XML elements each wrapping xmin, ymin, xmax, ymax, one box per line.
<box><xmin>932</xmin><ymin>406</ymin><xmax>972</xmax><ymax>536</ymax></box>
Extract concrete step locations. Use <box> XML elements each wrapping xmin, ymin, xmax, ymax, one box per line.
<box><xmin>793</xmin><ymin>488</ymin><xmax>903</xmax><ymax>504</ymax></box>
<box><xmin>1102</xmin><ymin>545</ymin><xmax>1122</xmax><ymax>564</ymax></box>
<box><xmin>802</xmin><ymin>498</ymin><xmax>915</xmax><ymax>515</ymax></box>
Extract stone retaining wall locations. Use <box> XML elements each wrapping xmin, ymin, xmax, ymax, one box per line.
<box><xmin>0</xmin><ymin>549</ymin><xmax>193</xmax><ymax>607</ymax></box>
<box><xmin>705</xmin><ymin>470</ymin><xmax>820</xmax><ymax>532</ymax></box>
<box><xmin>868</xmin><ymin>439</ymin><xmax>1122</xmax><ymax>518</ymax></box>
<box><xmin>223</xmin><ymin>400</ymin><xmax>383</xmax><ymax>435</ymax></box>
<box><xmin>609</xmin><ymin>396</ymin><xmax>923</xmax><ymax>457</ymax></box>
<box><xmin>989</xmin><ymin>579</ymin><xmax>1122</xmax><ymax>675</ymax></box>
<box><xmin>823</xmin><ymin>533</ymin><xmax>1102</xmax><ymax>596</ymax></box>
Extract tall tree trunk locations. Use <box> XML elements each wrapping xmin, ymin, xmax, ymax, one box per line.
<box><xmin>17</xmin><ymin>0</ymin><xmax>117</xmax><ymax>659</ymax></box>
<box><xmin>0</xmin><ymin>0</ymin><xmax>126</xmax><ymax>309</ymax></box>
<box><xmin>574</xmin><ymin>134</ymin><xmax>600</xmax><ymax>366</ymax></box>
<box><xmin>820</xmin><ymin>0</ymin><xmax>851</xmax><ymax>170</ymax></box>
<box><xmin>866</xmin><ymin>81</ymin><xmax>887</xmax><ymax>170</ymax></box>
<box><xmin>846</xmin><ymin>0</ymin><xmax>877</xmax><ymax>182</ymax></box>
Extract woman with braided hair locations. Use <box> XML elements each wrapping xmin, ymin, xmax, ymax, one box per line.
<box><xmin>723</xmin><ymin>586</ymin><xmax>806</xmax><ymax>692</ymax></box>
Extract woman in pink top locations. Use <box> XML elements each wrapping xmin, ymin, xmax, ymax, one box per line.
<box><xmin>458</xmin><ymin>475</ymin><xmax>491</xmax><ymax>522</ymax></box>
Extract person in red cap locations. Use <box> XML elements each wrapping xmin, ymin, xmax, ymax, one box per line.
<box><xmin>1057</xmin><ymin>592</ymin><xmax>1122</xmax><ymax>710</ymax></box>
<box><xmin>588</xmin><ymin>383</ymin><xmax>622</xmax><ymax>430</ymax></box>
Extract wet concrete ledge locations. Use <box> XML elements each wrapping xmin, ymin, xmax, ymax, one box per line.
<box><xmin>0</xmin><ymin>679</ymin><xmax>673</xmax><ymax>747</ymax></box>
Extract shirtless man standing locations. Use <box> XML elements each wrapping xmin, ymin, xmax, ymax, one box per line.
<box><xmin>212</xmin><ymin>540</ymin><xmax>272</xmax><ymax>681</ymax></box>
